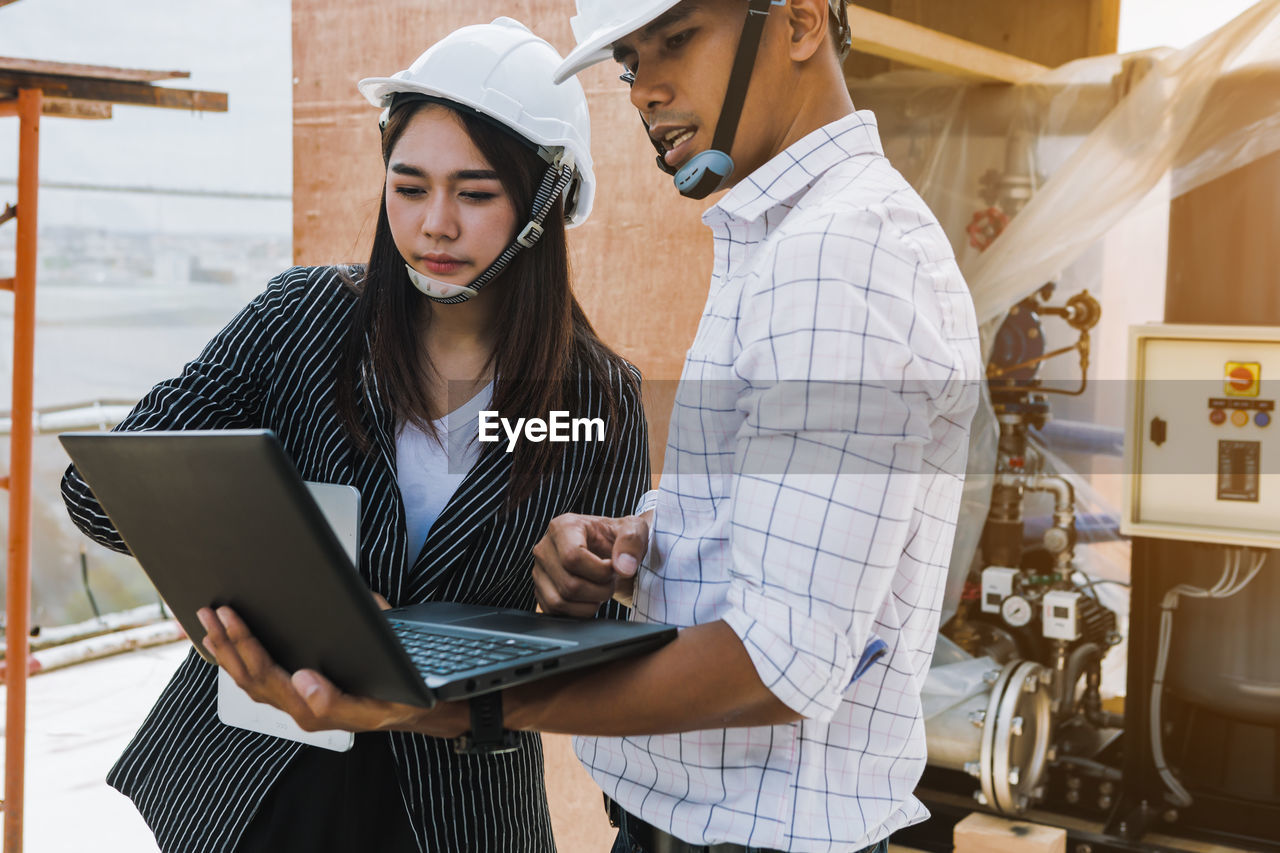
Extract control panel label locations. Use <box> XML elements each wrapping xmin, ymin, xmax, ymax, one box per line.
<box><xmin>1208</xmin><ymin>398</ymin><xmax>1275</xmax><ymax>412</ymax></box>
<box><xmin>1217</xmin><ymin>440</ymin><xmax>1261</xmax><ymax>502</ymax></box>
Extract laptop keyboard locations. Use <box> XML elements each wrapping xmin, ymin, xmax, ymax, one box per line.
<box><xmin>388</xmin><ymin>619</ymin><xmax>561</xmax><ymax>676</ymax></box>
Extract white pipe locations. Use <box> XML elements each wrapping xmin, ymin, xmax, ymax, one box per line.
<box><xmin>29</xmin><ymin>621</ymin><xmax>187</xmax><ymax>676</ymax></box>
<box><xmin>0</xmin><ymin>400</ymin><xmax>134</xmax><ymax>436</ymax></box>
<box><xmin>10</xmin><ymin>603</ymin><xmax>171</xmax><ymax>653</ymax></box>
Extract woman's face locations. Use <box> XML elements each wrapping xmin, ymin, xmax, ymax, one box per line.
<box><xmin>386</xmin><ymin>105</ymin><xmax>520</xmax><ymax>285</ymax></box>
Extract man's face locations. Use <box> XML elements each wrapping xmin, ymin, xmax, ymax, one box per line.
<box><xmin>610</xmin><ymin>0</ymin><xmax>790</xmax><ymax>187</ymax></box>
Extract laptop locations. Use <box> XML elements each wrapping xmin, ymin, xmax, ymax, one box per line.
<box><xmin>59</xmin><ymin>429</ymin><xmax>676</xmax><ymax>715</ymax></box>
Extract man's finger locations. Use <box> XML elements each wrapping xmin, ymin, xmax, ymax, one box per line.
<box><xmin>547</xmin><ymin>517</ymin><xmax>614</xmax><ymax>584</ymax></box>
<box><xmin>532</xmin><ymin>561</ymin><xmax>609</xmax><ymax>619</ymax></box>
<box><xmin>610</xmin><ymin>514</ymin><xmax>651</xmax><ymax>578</ymax></box>
<box><xmin>532</xmin><ymin>533</ymin><xmax>615</xmax><ymax>607</ymax></box>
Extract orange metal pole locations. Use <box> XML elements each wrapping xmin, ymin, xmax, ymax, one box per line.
<box><xmin>4</xmin><ymin>87</ymin><xmax>41</xmax><ymax>853</ymax></box>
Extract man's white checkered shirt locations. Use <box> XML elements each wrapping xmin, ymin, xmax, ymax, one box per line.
<box><xmin>575</xmin><ymin>111</ymin><xmax>982</xmax><ymax>852</ymax></box>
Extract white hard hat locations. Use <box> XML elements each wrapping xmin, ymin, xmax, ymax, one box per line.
<box><xmin>553</xmin><ymin>0</ymin><xmax>853</xmax><ymax>84</ymax></box>
<box><xmin>359</xmin><ymin>17</ymin><xmax>595</xmax><ymax>227</ymax></box>
<box><xmin>554</xmin><ymin>0</ymin><xmax>684</xmax><ymax>85</ymax></box>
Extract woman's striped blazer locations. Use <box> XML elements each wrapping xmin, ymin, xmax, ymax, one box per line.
<box><xmin>60</xmin><ymin>265</ymin><xmax>650</xmax><ymax>852</ymax></box>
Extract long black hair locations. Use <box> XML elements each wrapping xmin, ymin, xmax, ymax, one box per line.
<box><xmin>335</xmin><ymin>98</ymin><xmax>639</xmax><ymax>506</ymax></box>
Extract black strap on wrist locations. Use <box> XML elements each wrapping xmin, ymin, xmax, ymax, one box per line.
<box><xmin>452</xmin><ymin>693</ymin><xmax>521</xmax><ymax>755</ymax></box>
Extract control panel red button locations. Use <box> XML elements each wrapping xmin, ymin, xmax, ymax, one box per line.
<box><xmin>1225</xmin><ymin>362</ymin><xmax>1261</xmax><ymax>397</ymax></box>
<box><xmin>1229</xmin><ymin>366</ymin><xmax>1256</xmax><ymax>390</ymax></box>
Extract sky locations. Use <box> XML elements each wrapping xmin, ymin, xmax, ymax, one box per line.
<box><xmin>0</xmin><ymin>0</ymin><xmax>292</xmax><ymax>235</ymax></box>
<box><xmin>0</xmin><ymin>0</ymin><xmax>1267</xmax><ymax>236</ymax></box>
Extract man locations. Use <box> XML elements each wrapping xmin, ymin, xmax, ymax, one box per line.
<box><xmin>201</xmin><ymin>2</ymin><xmax>982</xmax><ymax>851</ymax></box>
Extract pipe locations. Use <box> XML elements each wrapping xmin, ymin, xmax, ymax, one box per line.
<box><xmin>1024</xmin><ymin>475</ymin><xmax>1076</xmax><ymax>577</ymax></box>
<box><xmin>1034</xmin><ymin>419</ymin><xmax>1125</xmax><ymax>458</ymax></box>
<box><xmin>1083</xmin><ymin>660</ymin><xmax>1124</xmax><ymax>728</ymax></box>
<box><xmin>1059</xmin><ymin>642</ymin><xmax>1103</xmax><ymax>713</ymax></box>
<box><xmin>28</xmin><ymin>621</ymin><xmax>185</xmax><ymax>676</ymax></box>
<box><xmin>1025</xmin><ymin>474</ymin><xmax>1074</xmax><ymax>519</ymax></box>
<box><xmin>1023</xmin><ymin>513</ymin><xmax>1122</xmax><ymax>546</ymax></box>
<box><xmin>1055</xmin><ymin>755</ymin><xmax>1123</xmax><ymax>782</ymax></box>
<box><xmin>0</xmin><ymin>401</ymin><xmax>135</xmax><ymax>435</ymax></box>
<box><xmin>5</xmin><ymin>86</ymin><xmax>42</xmax><ymax>853</ymax></box>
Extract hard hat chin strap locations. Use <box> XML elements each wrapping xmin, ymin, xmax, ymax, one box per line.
<box><xmin>646</xmin><ymin>0</ymin><xmax>781</xmax><ymax>200</ymax></box>
<box><xmin>406</xmin><ymin>154</ymin><xmax>576</xmax><ymax>304</ymax></box>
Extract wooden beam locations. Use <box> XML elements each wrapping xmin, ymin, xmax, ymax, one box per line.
<box><xmin>1087</xmin><ymin>0</ymin><xmax>1122</xmax><ymax>57</ymax></box>
<box><xmin>846</xmin><ymin>3</ymin><xmax>1051</xmax><ymax>84</ymax></box>
<box><xmin>41</xmin><ymin>97</ymin><xmax>112</xmax><ymax>120</ymax></box>
<box><xmin>0</xmin><ymin>99</ymin><xmax>15</xmax><ymax>118</ymax></box>
<box><xmin>0</xmin><ymin>0</ymin><xmax>23</xmax><ymax>8</ymax></box>
<box><xmin>0</xmin><ymin>57</ymin><xmax>190</xmax><ymax>83</ymax></box>
<box><xmin>0</xmin><ymin>73</ymin><xmax>226</xmax><ymax>112</ymax></box>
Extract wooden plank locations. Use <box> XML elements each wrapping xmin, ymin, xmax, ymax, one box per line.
<box><xmin>841</xmin><ymin>0</ymin><xmax>893</xmax><ymax>79</ymax></box>
<box><xmin>868</xmin><ymin>1</ymin><xmax>1120</xmax><ymax>70</ymax></box>
<box><xmin>0</xmin><ymin>0</ymin><xmax>23</xmax><ymax>8</ymax></box>
<box><xmin>1087</xmin><ymin>0</ymin><xmax>1122</xmax><ymax>56</ymax></box>
<box><xmin>0</xmin><ymin>56</ymin><xmax>190</xmax><ymax>83</ymax></box>
<box><xmin>0</xmin><ymin>99</ymin><xmax>15</xmax><ymax>117</ymax></box>
<box><xmin>1167</xmin><ymin>127</ymin><xmax>1280</xmax><ymax>323</ymax></box>
<box><xmin>849</xmin><ymin>75</ymin><xmax>1117</xmax><ymax>137</ymax></box>
<box><xmin>0</xmin><ymin>73</ymin><xmax>226</xmax><ymax>112</ymax></box>
<box><xmin>847</xmin><ymin>4</ymin><xmax>1051</xmax><ymax>83</ymax></box>
<box><xmin>954</xmin><ymin>813</ymin><xmax>1066</xmax><ymax>853</ymax></box>
<box><xmin>41</xmin><ymin>97</ymin><xmax>112</xmax><ymax>120</ymax></box>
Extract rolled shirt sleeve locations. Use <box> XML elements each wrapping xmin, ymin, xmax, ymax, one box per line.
<box><xmin>718</xmin><ymin>212</ymin><xmax>953</xmax><ymax>720</ymax></box>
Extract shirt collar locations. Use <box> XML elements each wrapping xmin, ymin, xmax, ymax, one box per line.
<box><xmin>704</xmin><ymin>110</ymin><xmax>884</xmax><ymax>227</ymax></box>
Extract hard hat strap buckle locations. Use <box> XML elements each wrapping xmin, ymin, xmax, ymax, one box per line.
<box><xmin>516</xmin><ymin>221</ymin><xmax>545</xmax><ymax>249</ymax></box>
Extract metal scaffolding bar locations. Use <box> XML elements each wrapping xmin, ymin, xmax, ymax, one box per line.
<box><xmin>0</xmin><ymin>48</ymin><xmax>224</xmax><ymax>851</ymax></box>
<box><xmin>3</xmin><ymin>86</ymin><xmax>40</xmax><ymax>853</ymax></box>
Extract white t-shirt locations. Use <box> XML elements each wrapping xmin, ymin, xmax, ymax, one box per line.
<box><xmin>396</xmin><ymin>382</ymin><xmax>492</xmax><ymax>560</ymax></box>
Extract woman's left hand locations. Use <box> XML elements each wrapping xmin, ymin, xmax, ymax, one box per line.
<box><xmin>196</xmin><ymin>605</ymin><xmax>470</xmax><ymax>739</ymax></box>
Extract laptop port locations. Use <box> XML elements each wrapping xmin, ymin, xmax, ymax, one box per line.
<box><xmin>515</xmin><ymin>666</ymin><xmax>533</xmax><ymax>676</ymax></box>
<box><xmin>542</xmin><ymin>660</ymin><xmax>558</xmax><ymax>671</ymax></box>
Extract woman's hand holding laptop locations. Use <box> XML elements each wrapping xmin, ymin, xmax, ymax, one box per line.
<box><xmin>196</xmin><ymin>603</ymin><xmax>472</xmax><ymax>740</ymax></box>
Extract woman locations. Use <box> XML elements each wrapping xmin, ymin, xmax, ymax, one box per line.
<box><xmin>61</xmin><ymin>19</ymin><xmax>648</xmax><ymax>853</ymax></box>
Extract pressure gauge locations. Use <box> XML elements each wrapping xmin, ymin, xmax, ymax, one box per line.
<box><xmin>1001</xmin><ymin>594</ymin><xmax>1034</xmax><ymax>628</ymax></box>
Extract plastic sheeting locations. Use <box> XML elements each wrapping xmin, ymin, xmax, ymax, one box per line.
<box><xmin>860</xmin><ymin>0</ymin><xmax>1280</xmax><ymax>324</ymax></box>
<box><xmin>854</xmin><ymin>1</ymin><xmax>1280</xmax><ymax>621</ymax></box>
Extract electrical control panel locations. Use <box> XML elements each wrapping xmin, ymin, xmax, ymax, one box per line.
<box><xmin>1123</xmin><ymin>324</ymin><xmax>1280</xmax><ymax>548</ymax></box>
